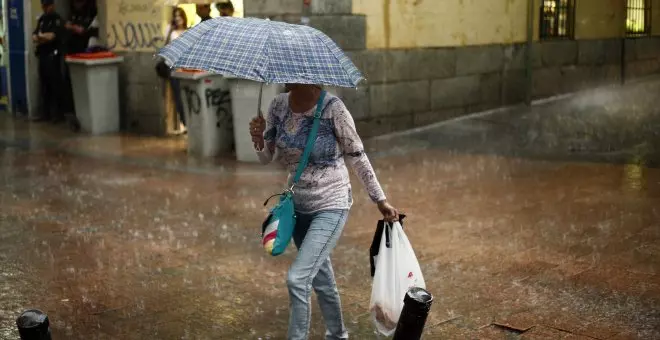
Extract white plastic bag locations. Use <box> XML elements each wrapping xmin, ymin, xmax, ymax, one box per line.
<box><xmin>369</xmin><ymin>221</ymin><xmax>425</xmax><ymax>336</ymax></box>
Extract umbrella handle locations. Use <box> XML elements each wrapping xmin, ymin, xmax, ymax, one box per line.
<box><xmin>257</xmin><ymin>83</ymin><xmax>264</xmax><ymax>118</ymax></box>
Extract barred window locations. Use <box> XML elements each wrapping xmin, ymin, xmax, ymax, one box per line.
<box><xmin>627</xmin><ymin>0</ymin><xmax>651</xmax><ymax>36</ymax></box>
<box><xmin>540</xmin><ymin>0</ymin><xmax>575</xmax><ymax>39</ymax></box>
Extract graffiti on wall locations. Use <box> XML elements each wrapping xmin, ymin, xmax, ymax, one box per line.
<box><xmin>107</xmin><ymin>0</ymin><xmax>165</xmax><ymax>51</ymax></box>
<box><xmin>205</xmin><ymin>88</ymin><xmax>232</xmax><ymax>128</ymax></box>
<box><xmin>182</xmin><ymin>86</ymin><xmax>201</xmax><ymax>115</ymax></box>
<box><xmin>107</xmin><ymin>21</ymin><xmax>164</xmax><ymax>51</ymax></box>
<box><xmin>182</xmin><ymin>86</ymin><xmax>232</xmax><ymax>128</ymax></box>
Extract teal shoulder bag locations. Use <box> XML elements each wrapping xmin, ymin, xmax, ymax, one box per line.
<box><xmin>261</xmin><ymin>90</ymin><xmax>328</xmax><ymax>256</ymax></box>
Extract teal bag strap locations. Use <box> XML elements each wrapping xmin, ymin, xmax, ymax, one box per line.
<box><xmin>292</xmin><ymin>90</ymin><xmax>327</xmax><ymax>186</ymax></box>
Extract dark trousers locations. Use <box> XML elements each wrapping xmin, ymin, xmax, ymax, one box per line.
<box><xmin>38</xmin><ymin>53</ymin><xmax>65</xmax><ymax>121</ymax></box>
<box><xmin>170</xmin><ymin>77</ymin><xmax>186</xmax><ymax>126</ymax></box>
<box><xmin>62</xmin><ymin>63</ymin><xmax>76</xmax><ymax>115</ymax></box>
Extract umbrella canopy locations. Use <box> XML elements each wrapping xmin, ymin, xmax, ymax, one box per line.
<box><xmin>157</xmin><ymin>17</ymin><xmax>364</xmax><ymax>88</ymax></box>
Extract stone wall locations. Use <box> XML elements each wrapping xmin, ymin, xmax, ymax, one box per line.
<box><xmin>339</xmin><ymin>37</ymin><xmax>660</xmax><ymax>138</ymax></box>
<box><xmin>115</xmin><ymin>52</ymin><xmax>171</xmax><ymax>135</ymax></box>
<box><xmin>243</xmin><ymin>1</ymin><xmax>660</xmax><ymax>139</ymax></box>
<box><xmin>245</xmin><ymin>0</ymin><xmax>365</xmax><ymax>52</ymax></box>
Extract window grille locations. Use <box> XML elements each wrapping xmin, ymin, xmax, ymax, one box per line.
<box><xmin>540</xmin><ymin>0</ymin><xmax>575</xmax><ymax>39</ymax></box>
<box><xmin>627</xmin><ymin>0</ymin><xmax>651</xmax><ymax>36</ymax></box>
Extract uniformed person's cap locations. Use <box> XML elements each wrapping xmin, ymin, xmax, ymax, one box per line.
<box><xmin>41</xmin><ymin>0</ymin><xmax>54</xmax><ymax>5</ymax></box>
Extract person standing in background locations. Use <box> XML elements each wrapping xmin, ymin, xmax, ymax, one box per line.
<box><xmin>33</xmin><ymin>0</ymin><xmax>66</xmax><ymax>123</ymax></box>
<box><xmin>65</xmin><ymin>0</ymin><xmax>98</xmax><ymax>54</ymax></box>
<box><xmin>216</xmin><ymin>1</ymin><xmax>234</xmax><ymax>17</ymax></box>
<box><xmin>62</xmin><ymin>0</ymin><xmax>98</xmax><ymax>120</ymax></box>
<box><xmin>196</xmin><ymin>4</ymin><xmax>212</xmax><ymax>22</ymax></box>
<box><xmin>165</xmin><ymin>7</ymin><xmax>188</xmax><ymax>133</ymax></box>
<box><xmin>166</xmin><ymin>7</ymin><xmax>188</xmax><ymax>41</ymax></box>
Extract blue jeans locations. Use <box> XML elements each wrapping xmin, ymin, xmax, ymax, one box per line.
<box><xmin>288</xmin><ymin>209</ymin><xmax>349</xmax><ymax>340</ymax></box>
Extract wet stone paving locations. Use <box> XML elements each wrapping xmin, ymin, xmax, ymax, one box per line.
<box><xmin>1</xmin><ymin>81</ymin><xmax>660</xmax><ymax>339</ymax></box>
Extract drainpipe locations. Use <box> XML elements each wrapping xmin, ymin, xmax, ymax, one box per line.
<box><xmin>620</xmin><ymin>0</ymin><xmax>626</xmax><ymax>85</ymax></box>
<box><xmin>525</xmin><ymin>0</ymin><xmax>535</xmax><ymax>106</ymax></box>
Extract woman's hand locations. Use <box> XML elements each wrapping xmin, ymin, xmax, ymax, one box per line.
<box><xmin>377</xmin><ymin>200</ymin><xmax>399</xmax><ymax>222</ymax></box>
<box><xmin>249</xmin><ymin>116</ymin><xmax>266</xmax><ymax>150</ymax></box>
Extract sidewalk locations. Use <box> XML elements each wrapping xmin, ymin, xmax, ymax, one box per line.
<box><xmin>373</xmin><ymin>75</ymin><xmax>660</xmax><ymax>167</ymax></box>
<box><xmin>0</xmin><ymin>114</ymin><xmax>281</xmax><ymax>177</ymax></box>
<box><xmin>3</xmin><ymin>75</ymin><xmax>660</xmax><ymax>169</ymax></box>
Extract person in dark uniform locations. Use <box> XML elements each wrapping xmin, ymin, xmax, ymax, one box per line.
<box><xmin>32</xmin><ymin>0</ymin><xmax>65</xmax><ymax>123</ymax></box>
<box><xmin>61</xmin><ymin>0</ymin><xmax>98</xmax><ymax>122</ymax></box>
<box><xmin>196</xmin><ymin>4</ymin><xmax>212</xmax><ymax>22</ymax></box>
<box><xmin>65</xmin><ymin>0</ymin><xmax>98</xmax><ymax>54</ymax></box>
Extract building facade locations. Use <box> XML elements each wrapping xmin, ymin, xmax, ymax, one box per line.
<box><xmin>335</xmin><ymin>0</ymin><xmax>660</xmax><ymax>137</ymax></box>
<box><xmin>245</xmin><ymin>0</ymin><xmax>660</xmax><ymax>137</ymax></box>
<box><xmin>8</xmin><ymin>0</ymin><xmax>660</xmax><ymax>138</ymax></box>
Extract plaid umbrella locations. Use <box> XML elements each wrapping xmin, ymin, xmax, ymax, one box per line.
<box><xmin>157</xmin><ymin>17</ymin><xmax>364</xmax><ymax>88</ymax></box>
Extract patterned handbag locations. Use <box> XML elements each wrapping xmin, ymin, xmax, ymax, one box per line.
<box><xmin>261</xmin><ymin>90</ymin><xmax>327</xmax><ymax>256</ymax></box>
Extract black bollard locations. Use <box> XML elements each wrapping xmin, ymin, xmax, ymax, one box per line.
<box><xmin>392</xmin><ymin>287</ymin><xmax>434</xmax><ymax>340</ymax></box>
<box><xmin>16</xmin><ymin>309</ymin><xmax>52</xmax><ymax>340</ymax></box>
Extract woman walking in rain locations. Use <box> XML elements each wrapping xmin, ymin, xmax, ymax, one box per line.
<box><xmin>157</xmin><ymin>16</ymin><xmax>388</xmax><ymax>339</ymax></box>
<box><xmin>249</xmin><ymin>85</ymin><xmax>399</xmax><ymax>339</ymax></box>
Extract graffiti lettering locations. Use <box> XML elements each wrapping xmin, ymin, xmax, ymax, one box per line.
<box><xmin>118</xmin><ymin>0</ymin><xmax>159</xmax><ymax>16</ymax></box>
<box><xmin>215</xmin><ymin>105</ymin><xmax>233</xmax><ymax>128</ymax></box>
<box><xmin>182</xmin><ymin>86</ymin><xmax>202</xmax><ymax>115</ymax></box>
<box><xmin>205</xmin><ymin>89</ymin><xmax>233</xmax><ymax>128</ymax></box>
<box><xmin>107</xmin><ymin>21</ymin><xmax>164</xmax><ymax>51</ymax></box>
<box><xmin>181</xmin><ymin>87</ymin><xmax>232</xmax><ymax>129</ymax></box>
<box><xmin>205</xmin><ymin>88</ymin><xmax>231</xmax><ymax>109</ymax></box>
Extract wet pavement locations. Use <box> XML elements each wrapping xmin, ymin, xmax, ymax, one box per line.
<box><xmin>1</xmin><ymin>79</ymin><xmax>660</xmax><ymax>339</ymax></box>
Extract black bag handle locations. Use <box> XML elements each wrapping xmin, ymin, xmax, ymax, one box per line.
<box><xmin>369</xmin><ymin>214</ymin><xmax>406</xmax><ymax>277</ymax></box>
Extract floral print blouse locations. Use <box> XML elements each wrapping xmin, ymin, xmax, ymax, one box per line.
<box><xmin>256</xmin><ymin>92</ymin><xmax>386</xmax><ymax>213</ymax></box>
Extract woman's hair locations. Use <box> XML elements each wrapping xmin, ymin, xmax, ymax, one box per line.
<box><xmin>171</xmin><ymin>7</ymin><xmax>188</xmax><ymax>29</ymax></box>
<box><xmin>217</xmin><ymin>1</ymin><xmax>235</xmax><ymax>12</ymax></box>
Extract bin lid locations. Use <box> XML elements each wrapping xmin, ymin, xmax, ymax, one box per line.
<box><xmin>171</xmin><ymin>68</ymin><xmax>219</xmax><ymax>80</ymax></box>
<box><xmin>179</xmin><ymin>68</ymin><xmax>205</xmax><ymax>73</ymax></box>
<box><xmin>66</xmin><ymin>53</ymin><xmax>124</xmax><ymax>65</ymax></box>
<box><xmin>67</xmin><ymin>51</ymin><xmax>118</xmax><ymax>59</ymax></box>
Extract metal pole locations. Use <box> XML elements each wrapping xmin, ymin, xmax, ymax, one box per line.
<box><xmin>257</xmin><ymin>82</ymin><xmax>264</xmax><ymax>118</ymax></box>
<box><xmin>16</xmin><ymin>309</ymin><xmax>52</xmax><ymax>340</ymax></box>
<box><xmin>392</xmin><ymin>288</ymin><xmax>434</xmax><ymax>340</ymax></box>
<box><xmin>621</xmin><ymin>0</ymin><xmax>627</xmax><ymax>85</ymax></box>
<box><xmin>525</xmin><ymin>0</ymin><xmax>535</xmax><ymax>106</ymax></box>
